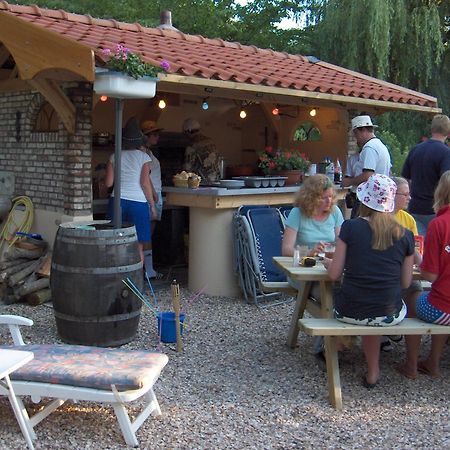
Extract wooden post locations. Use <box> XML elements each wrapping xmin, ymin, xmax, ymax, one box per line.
<box><xmin>171</xmin><ymin>279</ymin><xmax>183</xmax><ymax>352</ymax></box>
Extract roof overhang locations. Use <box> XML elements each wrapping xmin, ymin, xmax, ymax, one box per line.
<box><xmin>158</xmin><ymin>74</ymin><xmax>441</xmax><ymax>115</ymax></box>
<box><xmin>0</xmin><ymin>11</ymin><xmax>95</xmax><ymax>82</ymax></box>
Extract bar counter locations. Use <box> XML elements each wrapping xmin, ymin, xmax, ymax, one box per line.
<box><xmin>163</xmin><ymin>184</ymin><xmax>347</xmax><ymax>298</ymax></box>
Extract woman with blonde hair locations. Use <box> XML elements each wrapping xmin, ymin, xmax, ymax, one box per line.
<box><xmin>282</xmin><ymin>174</ymin><xmax>344</xmax><ymax>362</ymax></box>
<box><xmin>324</xmin><ymin>174</ymin><xmax>414</xmax><ymax>388</ymax></box>
<box><xmin>282</xmin><ymin>174</ymin><xmax>343</xmax><ymax>257</ymax></box>
<box><xmin>396</xmin><ymin>170</ymin><xmax>450</xmax><ymax>379</ymax></box>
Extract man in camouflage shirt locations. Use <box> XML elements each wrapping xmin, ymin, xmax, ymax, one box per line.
<box><xmin>183</xmin><ymin>118</ymin><xmax>221</xmax><ymax>183</ymax></box>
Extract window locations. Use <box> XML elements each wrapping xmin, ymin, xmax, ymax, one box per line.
<box><xmin>34</xmin><ymin>102</ymin><xmax>59</xmax><ymax>132</ymax></box>
<box><xmin>293</xmin><ymin>121</ymin><xmax>321</xmax><ymax>142</ymax></box>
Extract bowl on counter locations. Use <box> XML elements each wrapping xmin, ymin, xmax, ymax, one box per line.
<box><xmin>232</xmin><ymin>176</ymin><xmax>287</xmax><ymax>188</ymax></box>
<box><xmin>219</xmin><ymin>179</ymin><xmax>245</xmax><ymax>189</ymax></box>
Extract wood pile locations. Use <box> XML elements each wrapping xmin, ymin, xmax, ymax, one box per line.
<box><xmin>0</xmin><ymin>240</ymin><xmax>52</xmax><ymax>306</ymax></box>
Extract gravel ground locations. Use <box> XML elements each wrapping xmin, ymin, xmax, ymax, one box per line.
<box><xmin>0</xmin><ymin>273</ymin><xmax>449</xmax><ymax>450</ymax></box>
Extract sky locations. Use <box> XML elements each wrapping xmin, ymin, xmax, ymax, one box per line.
<box><xmin>234</xmin><ymin>0</ymin><xmax>300</xmax><ymax>30</ymax></box>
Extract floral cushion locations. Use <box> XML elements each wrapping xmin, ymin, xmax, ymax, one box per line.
<box><xmin>0</xmin><ymin>344</ymin><xmax>168</xmax><ymax>392</ymax></box>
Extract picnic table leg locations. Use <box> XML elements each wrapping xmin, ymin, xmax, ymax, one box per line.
<box><xmin>324</xmin><ymin>335</ymin><xmax>343</xmax><ymax>410</ymax></box>
<box><xmin>287</xmin><ymin>281</ymin><xmax>311</xmax><ymax>348</ymax></box>
<box><xmin>319</xmin><ymin>281</ymin><xmax>333</xmax><ymax>318</ymax></box>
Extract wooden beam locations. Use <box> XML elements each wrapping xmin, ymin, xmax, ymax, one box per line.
<box><xmin>0</xmin><ymin>44</ymin><xmax>10</xmax><ymax>66</ymax></box>
<box><xmin>29</xmin><ymin>78</ymin><xmax>76</xmax><ymax>134</ymax></box>
<box><xmin>0</xmin><ymin>12</ymin><xmax>94</xmax><ymax>82</ymax></box>
<box><xmin>0</xmin><ymin>78</ymin><xmax>32</xmax><ymax>92</ymax></box>
<box><xmin>157</xmin><ymin>75</ymin><xmax>442</xmax><ymax>115</ymax></box>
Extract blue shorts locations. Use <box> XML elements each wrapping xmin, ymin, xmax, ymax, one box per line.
<box><xmin>416</xmin><ymin>292</ymin><xmax>450</xmax><ymax>325</ymax></box>
<box><xmin>153</xmin><ymin>191</ymin><xmax>163</xmax><ymax>221</ymax></box>
<box><xmin>107</xmin><ymin>198</ymin><xmax>151</xmax><ymax>243</ymax></box>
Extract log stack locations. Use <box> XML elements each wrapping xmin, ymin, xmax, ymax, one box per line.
<box><xmin>0</xmin><ymin>240</ymin><xmax>52</xmax><ymax>306</ymax></box>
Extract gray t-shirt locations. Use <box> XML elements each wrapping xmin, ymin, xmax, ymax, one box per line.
<box><xmin>334</xmin><ymin>218</ymin><xmax>414</xmax><ymax>319</ymax></box>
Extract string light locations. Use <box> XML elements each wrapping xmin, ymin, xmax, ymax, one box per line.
<box><xmin>272</xmin><ymin>107</ymin><xmax>279</xmax><ymax>115</ymax></box>
<box><xmin>100</xmin><ymin>95</ymin><xmax>108</xmax><ymax>102</ymax></box>
<box><xmin>158</xmin><ymin>99</ymin><xmax>166</xmax><ymax>109</ymax></box>
<box><xmin>239</xmin><ymin>109</ymin><xmax>247</xmax><ymax>119</ymax></box>
<box><xmin>202</xmin><ymin>98</ymin><xmax>209</xmax><ymax>110</ymax></box>
<box><xmin>309</xmin><ymin>108</ymin><xmax>317</xmax><ymax>117</ymax></box>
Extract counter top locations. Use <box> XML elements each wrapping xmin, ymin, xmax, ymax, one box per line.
<box><xmin>163</xmin><ymin>184</ymin><xmax>347</xmax><ymax>209</ymax></box>
<box><xmin>162</xmin><ymin>185</ymin><xmax>300</xmax><ymax>196</ymax></box>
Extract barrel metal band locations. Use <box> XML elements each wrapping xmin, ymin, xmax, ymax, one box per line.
<box><xmin>51</xmin><ymin>261</ymin><xmax>143</xmax><ymax>274</ymax></box>
<box><xmin>54</xmin><ymin>309</ymin><xmax>141</xmax><ymax>323</ymax></box>
<box><xmin>56</xmin><ymin>236</ymin><xmax>136</xmax><ymax>245</ymax></box>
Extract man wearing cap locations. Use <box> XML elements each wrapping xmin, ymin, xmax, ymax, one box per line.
<box><xmin>401</xmin><ymin>114</ymin><xmax>450</xmax><ymax>236</ymax></box>
<box><xmin>183</xmin><ymin>118</ymin><xmax>221</xmax><ymax>183</ymax></box>
<box><xmin>141</xmin><ymin>119</ymin><xmax>164</xmax><ymax>279</ymax></box>
<box><xmin>342</xmin><ymin>115</ymin><xmax>391</xmax><ymax>218</ymax></box>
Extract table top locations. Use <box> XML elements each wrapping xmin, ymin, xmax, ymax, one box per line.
<box><xmin>0</xmin><ymin>349</ymin><xmax>34</xmax><ymax>379</ymax></box>
<box><xmin>273</xmin><ymin>256</ymin><xmax>424</xmax><ymax>282</ymax></box>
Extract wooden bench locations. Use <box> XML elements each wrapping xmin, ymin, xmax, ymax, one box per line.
<box><xmin>298</xmin><ymin>318</ymin><xmax>450</xmax><ymax>410</ymax></box>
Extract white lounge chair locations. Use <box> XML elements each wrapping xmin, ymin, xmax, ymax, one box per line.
<box><xmin>0</xmin><ymin>314</ymin><xmax>168</xmax><ymax>447</ymax></box>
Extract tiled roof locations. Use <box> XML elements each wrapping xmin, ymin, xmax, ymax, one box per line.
<box><xmin>0</xmin><ymin>1</ymin><xmax>438</xmax><ymax>110</ymax></box>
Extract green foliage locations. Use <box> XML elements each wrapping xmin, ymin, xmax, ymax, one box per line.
<box><xmin>376</xmin><ymin>129</ymin><xmax>405</xmax><ymax>176</ymax></box>
<box><xmin>101</xmin><ymin>45</ymin><xmax>169</xmax><ymax>79</ymax></box>
<box><xmin>258</xmin><ymin>147</ymin><xmax>311</xmax><ymax>174</ymax></box>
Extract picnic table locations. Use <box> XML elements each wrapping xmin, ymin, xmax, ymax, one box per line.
<box><xmin>272</xmin><ymin>256</ymin><xmax>424</xmax><ymax>348</ymax></box>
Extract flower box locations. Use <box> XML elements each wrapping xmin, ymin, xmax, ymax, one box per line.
<box><xmin>93</xmin><ymin>71</ymin><xmax>158</xmax><ymax>99</ymax></box>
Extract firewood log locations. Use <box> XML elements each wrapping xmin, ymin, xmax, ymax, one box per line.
<box><xmin>8</xmin><ymin>259</ymin><xmax>41</xmax><ymax>287</ymax></box>
<box><xmin>0</xmin><ymin>260</ymin><xmax>36</xmax><ymax>282</ymax></box>
<box><xmin>36</xmin><ymin>252</ymin><xmax>52</xmax><ymax>278</ymax></box>
<box><xmin>25</xmin><ymin>288</ymin><xmax>51</xmax><ymax>306</ymax></box>
<box><xmin>0</xmin><ymin>258</ymin><xmax>29</xmax><ymax>270</ymax></box>
<box><xmin>17</xmin><ymin>277</ymin><xmax>49</xmax><ymax>298</ymax></box>
<box><xmin>4</xmin><ymin>246</ymin><xmax>45</xmax><ymax>261</ymax></box>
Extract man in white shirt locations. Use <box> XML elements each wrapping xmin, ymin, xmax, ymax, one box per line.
<box><xmin>342</xmin><ymin>115</ymin><xmax>391</xmax><ymax>218</ymax></box>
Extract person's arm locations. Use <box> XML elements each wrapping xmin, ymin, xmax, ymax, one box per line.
<box><xmin>282</xmin><ymin>226</ymin><xmax>297</xmax><ymax>256</ymax></box>
<box><xmin>420</xmin><ymin>269</ymin><xmax>438</xmax><ymax>283</ymax></box>
<box><xmin>140</xmin><ymin>162</ymin><xmax>157</xmax><ymax>219</ymax></box>
<box><xmin>105</xmin><ymin>161</ymin><xmax>114</xmax><ymax>188</ymax></box>
<box><xmin>400</xmin><ymin>253</ymin><xmax>414</xmax><ymax>288</ymax></box>
<box><xmin>343</xmin><ymin>169</ymin><xmax>373</xmax><ymax>187</ymax></box>
<box><xmin>323</xmin><ymin>237</ymin><xmax>346</xmax><ymax>281</ymax></box>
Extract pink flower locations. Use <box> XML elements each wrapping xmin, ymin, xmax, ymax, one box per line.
<box><xmin>101</xmin><ymin>48</ymin><xmax>111</xmax><ymax>56</ymax></box>
<box><xmin>160</xmin><ymin>60</ymin><xmax>170</xmax><ymax>71</ymax></box>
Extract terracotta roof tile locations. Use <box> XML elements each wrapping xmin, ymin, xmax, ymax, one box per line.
<box><xmin>0</xmin><ymin>1</ymin><xmax>437</xmax><ymax>108</ymax></box>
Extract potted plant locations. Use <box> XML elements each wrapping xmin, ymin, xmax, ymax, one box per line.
<box><xmin>94</xmin><ymin>44</ymin><xmax>170</xmax><ymax>99</ymax></box>
<box><xmin>258</xmin><ymin>147</ymin><xmax>311</xmax><ymax>185</ymax></box>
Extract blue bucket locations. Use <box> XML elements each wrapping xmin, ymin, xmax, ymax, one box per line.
<box><xmin>157</xmin><ymin>311</ymin><xmax>185</xmax><ymax>343</ymax></box>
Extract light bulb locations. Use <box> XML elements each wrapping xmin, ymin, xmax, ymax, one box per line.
<box><xmin>272</xmin><ymin>108</ymin><xmax>279</xmax><ymax>115</ymax></box>
<box><xmin>100</xmin><ymin>95</ymin><xmax>108</xmax><ymax>102</ymax></box>
<box><xmin>239</xmin><ymin>110</ymin><xmax>247</xmax><ymax>119</ymax></box>
<box><xmin>309</xmin><ymin>108</ymin><xmax>317</xmax><ymax>117</ymax></box>
<box><xmin>158</xmin><ymin>99</ymin><xmax>166</xmax><ymax>109</ymax></box>
<box><xmin>202</xmin><ymin>100</ymin><xmax>209</xmax><ymax>110</ymax></box>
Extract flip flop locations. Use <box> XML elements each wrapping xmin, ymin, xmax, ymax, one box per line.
<box><xmin>417</xmin><ymin>361</ymin><xmax>441</xmax><ymax>379</ymax></box>
<box><xmin>394</xmin><ymin>364</ymin><xmax>417</xmax><ymax>380</ymax></box>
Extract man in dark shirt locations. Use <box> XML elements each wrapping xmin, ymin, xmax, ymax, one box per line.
<box><xmin>401</xmin><ymin>114</ymin><xmax>450</xmax><ymax>235</ymax></box>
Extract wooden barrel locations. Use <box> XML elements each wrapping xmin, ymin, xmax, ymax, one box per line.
<box><xmin>50</xmin><ymin>221</ymin><xmax>143</xmax><ymax>347</ymax></box>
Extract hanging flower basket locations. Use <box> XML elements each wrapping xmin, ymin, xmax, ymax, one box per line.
<box><xmin>94</xmin><ymin>71</ymin><xmax>158</xmax><ymax>99</ymax></box>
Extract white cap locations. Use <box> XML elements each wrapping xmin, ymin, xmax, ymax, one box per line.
<box><xmin>351</xmin><ymin>115</ymin><xmax>378</xmax><ymax>131</ymax></box>
<box><xmin>182</xmin><ymin>118</ymin><xmax>201</xmax><ymax>133</ymax></box>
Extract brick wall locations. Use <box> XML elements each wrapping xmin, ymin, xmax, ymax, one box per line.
<box><xmin>0</xmin><ymin>82</ymin><xmax>93</xmax><ymax>216</ymax></box>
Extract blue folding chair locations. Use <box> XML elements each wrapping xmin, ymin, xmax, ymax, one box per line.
<box><xmin>232</xmin><ymin>206</ymin><xmax>296</xmax><ymax>306</ymax></box>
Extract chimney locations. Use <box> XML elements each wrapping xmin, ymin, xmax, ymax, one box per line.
<box><xmin>158</xmin><ymin>10</ymin><xmax>178</xmax><ymax>31</ymax></box>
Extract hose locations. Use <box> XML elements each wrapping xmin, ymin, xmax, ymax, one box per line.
<box><xmin>0</xmin><ymin>196</ymin><xmax>34</xmax><ymax>252</ymax></box>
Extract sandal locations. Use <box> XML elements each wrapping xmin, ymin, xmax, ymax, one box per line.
<box><xmin>362</xmin><ymin>376</ymin><xmax>378</xmax><ymax>389</ymax></box>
